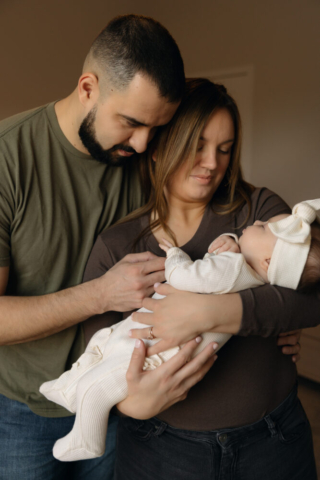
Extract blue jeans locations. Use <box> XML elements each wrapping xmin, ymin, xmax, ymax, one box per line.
<box><xmin>0</xmin><ymin>394</ymin><xmax>118</xmax><ymax>480</ymax></box>
<box><xmin>114</xmin><ymin>385</ymin><xmax>317</xmax><ymax>480</ymax></box>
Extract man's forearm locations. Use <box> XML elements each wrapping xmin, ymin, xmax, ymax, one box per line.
<box><xmin>0</xmin><ymin>252</ymin><xmax>166</xmax><ymax>346</ymax></box>
<box><xmin>0</xmin><ymin>279</ymin><xmax>103</xmax><ymax>345</ymax></box>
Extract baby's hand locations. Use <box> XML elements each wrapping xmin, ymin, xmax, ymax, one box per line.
<box><xmin>208</xmin><ymin>235</ymin><xmax>240</xmax><ymax>254</ymax></box>
<box><xmin>159</xmin><ymin>238</ymin><xmax>174</xmax><ymax>254</ymax></box>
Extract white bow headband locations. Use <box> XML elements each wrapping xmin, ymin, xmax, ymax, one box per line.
<box><xmin>267</xmin><ymin>199</ymin><xmax>320</xmax><ymax>289</ymax></box>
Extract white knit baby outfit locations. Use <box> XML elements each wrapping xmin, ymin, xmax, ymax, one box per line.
<box><xmin>40</xmin><ymin>239</ymin><xmax>264</xmax><ymax>462</ymax></box>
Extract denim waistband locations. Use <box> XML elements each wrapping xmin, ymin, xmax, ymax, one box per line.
<box><xmin>147</xmin><ymin>384</ymin><xmax>299</xmax><ymax>448</ymax></box>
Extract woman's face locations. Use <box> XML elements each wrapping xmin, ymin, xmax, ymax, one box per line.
<box><xmin>165</xmin><ymin>108</ymin><xmax>235</xmax><ymax>207</ymax></box>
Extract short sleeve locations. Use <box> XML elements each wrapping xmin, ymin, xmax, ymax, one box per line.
<box><xmin>82</xmin><ymin>234</ymin><xmax>123</xmax><ymax>345</ymax></box>
<box><xmin>0</xmin><ymin>192</ymin><xmax>13</xmax><ymax>267</ymax></box>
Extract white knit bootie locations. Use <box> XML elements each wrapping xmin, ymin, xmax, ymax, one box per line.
<box><xmin>40</xmin><ymin>327</ymin><xmax>113</xmax><ymax>413</ymax></box>
<box><xmin>53</xmin><ymin>362</ymin><xmax>128</xmax><ymax>461</ymax></box>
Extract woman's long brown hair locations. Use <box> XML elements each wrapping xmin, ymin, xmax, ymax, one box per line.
<box><xmin>119</xmin><ymin>78</ymin><xmax>254</xmax><ymax>246</ymax></box>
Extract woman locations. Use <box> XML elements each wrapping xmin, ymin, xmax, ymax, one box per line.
<box><xmin>83</xmin><ymin>79</ymin><xmax>317</xmax><ymax>479</ymax></box>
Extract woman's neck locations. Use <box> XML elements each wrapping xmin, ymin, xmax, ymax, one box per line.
<box><xmin>152</xmin><ymin>198</ymin><xmax>207</xmax><ymax>247</ymax></box>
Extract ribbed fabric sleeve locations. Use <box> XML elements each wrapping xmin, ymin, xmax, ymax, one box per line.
<box><xmin>239</xmin><ymin>283</ymin><xmax>320</xmax><ymax>337</ymax></box>
<box><xmin>165</xmin><ymin>249</ymin><xmax>264</xmax><ymax>294</ymax></box>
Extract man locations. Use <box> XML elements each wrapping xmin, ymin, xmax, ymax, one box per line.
<box><xmin>0</xmin><ymin>14</ymin><xmax>187</xmax><ymax>479</ymax></box>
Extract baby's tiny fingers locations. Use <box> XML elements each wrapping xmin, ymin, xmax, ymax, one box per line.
<box><xmin>208</xmin><ymin>239</ymin><xmax>223</xmax><ymax>253</ymax></box>
<box><xmin>159</xmin><ymin>244</ymin><xmax>169</xmax><ymax>253</ymax></box>
<box><xmin>162</xmin><ymin>238</ymin><xmax>174</xmax><ymax>248</ymax></box>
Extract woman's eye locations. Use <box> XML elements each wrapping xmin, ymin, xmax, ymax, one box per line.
<box><xmin>197</xmin><ymin>145</ymin><xmax>204</xmax><ymax>152</ymax></box>
<box><xmin>218</xmin><ymin>149</ymin><xmax>230</xmax><ymax>155</ymax></box>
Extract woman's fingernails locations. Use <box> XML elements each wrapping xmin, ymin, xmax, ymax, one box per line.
<box><xmin>154</xmin><ymin>282</ymin><xmax>160</xmax><ymax>288</ymax></box>
<box><xmin>195</xmin><ymin>336</ymin><xmax>202</xmax><ymax>343</ymax></box>
<box><xmin>213</xmin><ymin>343</ymin><xmax>218</xmax><ymax>350</ymax></box>
<box><xmin>135</xmin><ymin>340</ymin><xmax>141</xmax><ymax>348</ymax></box>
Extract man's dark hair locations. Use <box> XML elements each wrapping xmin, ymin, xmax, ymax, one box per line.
<box><xmin>87</xmin><ymin>14</ymin><xmax>185</xmax><ymax>103</ymax></box>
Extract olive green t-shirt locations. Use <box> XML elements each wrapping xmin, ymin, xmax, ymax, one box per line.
<box><xmin>0</xmin><ymin>103</ymin><xmax>144</xmax><ymax>417</ymax></box>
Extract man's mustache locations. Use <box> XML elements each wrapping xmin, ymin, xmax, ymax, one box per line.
<box><xmin>109</xmin><ymin>144</ymin><xmax>137</xmax><ymax>155</ymax></box>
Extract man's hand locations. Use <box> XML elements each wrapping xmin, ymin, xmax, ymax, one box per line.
<box><xmin>277</xmin><ymin>330</ymin><xmax>302</xmax><ymax>363</ymax></box>
<box><xmin>208</xmin><ymin>235</ymin><xmax>240</xmax><ymax>254</ymax></box>
<box><xmin>117</xmin><ymin>337</ymin><xmax>218</xmax><ymax>419</ymax></box>
<box><xmin>96</xmin><ymin>252</ymin><xmax>165</xmax><ymax>314</ymax></box>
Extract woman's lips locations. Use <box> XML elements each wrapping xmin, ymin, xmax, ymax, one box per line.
<box><xmin>190</xmin><ymin>175</ymin><xmax>213</xmax><ymax>184</ymax></box>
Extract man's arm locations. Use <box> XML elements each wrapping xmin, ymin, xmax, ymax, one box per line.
<box><xmin>0</xmin><ymin>253</ymin><xmax>165</xmax><ymax>346</ymax></box>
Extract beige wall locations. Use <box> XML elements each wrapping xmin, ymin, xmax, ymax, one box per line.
<box><xmin>1</xmin><ymin>0</ymin><xmax>319</xmax><ymax>206</ymax></box>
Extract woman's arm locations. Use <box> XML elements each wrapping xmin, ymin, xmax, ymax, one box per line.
<box><xmin>130</xmin><ymin>283</ymin><xmax>308</xmax><ymax>356</ymax></box>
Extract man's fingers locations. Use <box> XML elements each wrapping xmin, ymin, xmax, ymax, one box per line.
<box><xmin>140</xmin><ymin>257</ymin><xmax>166</xmax><ymax>275</ymax></box>
<box><xmin>144</xmin><ymin>271</ymin><xmax>166</xmax><ymax>288</ymax></box>
<box><xmin>122</xmin><ymin>251</ymin><xmax>159</xmax><ymax>264</ymax></box>
<box><xmin>126</xmin><ymin>339</ymin><xmax>147</xmax><ymax>379</ymax></box>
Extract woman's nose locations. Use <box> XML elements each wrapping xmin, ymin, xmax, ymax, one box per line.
<box><xmin>200</xmin><ymin>151</ymin><xmax>218</xmax><ymax>170</ymax></box>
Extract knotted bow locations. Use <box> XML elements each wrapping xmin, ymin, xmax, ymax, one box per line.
<box><xmin>268</xmin><ymin>199</ymin><xmax>320</xmax><ymax>289</ymax></box>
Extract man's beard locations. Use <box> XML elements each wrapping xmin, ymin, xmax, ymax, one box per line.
<box><xmin>78</xmin><ymin>106</ymin><xmax>137</xmax><ymax>167</ymax></box>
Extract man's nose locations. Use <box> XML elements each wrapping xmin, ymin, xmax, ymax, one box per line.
<box><xmin>129</xmin><ymin>128</ymin><xmax>151</xmax><ymax>154</ymax></box>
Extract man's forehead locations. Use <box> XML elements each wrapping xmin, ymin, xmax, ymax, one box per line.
<box><xmin>114</xmin><ymin>96</ymin><xmax>179</xmax><ymax>127</ymax></box>
<box><xmin>104</xmin><ymin>73</ymin><xmax>180</xmax><ymax>126</ymax></box>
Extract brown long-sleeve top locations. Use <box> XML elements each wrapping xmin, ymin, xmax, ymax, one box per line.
<box><xmin>82</xmin><ymin>188</ymin><xmax>320</xmax><ymax>431</ymax></box>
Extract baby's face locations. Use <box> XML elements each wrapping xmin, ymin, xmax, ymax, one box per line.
<box><xmin>239</xmin><ymin>214</ymin><xmax>288</xmax><ymax>280</ymax></box>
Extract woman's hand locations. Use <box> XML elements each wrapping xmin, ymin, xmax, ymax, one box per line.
<box><xmin>117</xmin><ymin>337</ymin><xmax>218</xmax><ymax>419</ymax></box>
<box><xmin>277</xmin><ymin>330</ymin><xmax>301</xmax><ymax>363</ymax></box>
<box><xmin>129</xmin><ymin>283</ymin><xmax>242</xmax><ymax>356</ymax></box>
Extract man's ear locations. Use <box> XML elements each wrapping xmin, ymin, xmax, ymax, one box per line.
<box><xmin>260</xmin><ymin>257</ymin><xmax>271</xmax><ymax>273</ymax></box>
<box><xmin>78</xmin><ymin>73</ymin><xmax>99</xmax><ymax>107</ymax></box>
